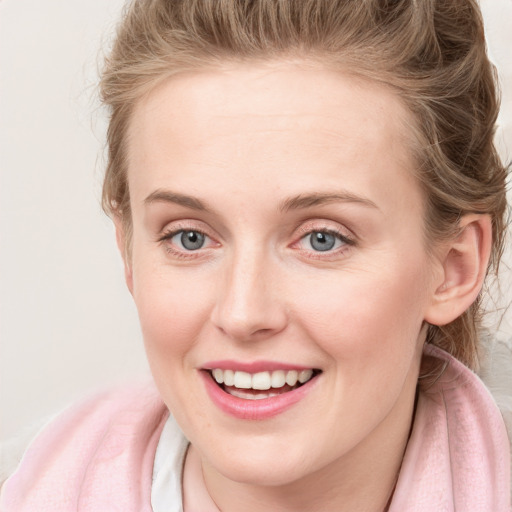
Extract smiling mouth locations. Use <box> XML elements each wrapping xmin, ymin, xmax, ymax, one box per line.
<box><xmin>208</xmin><ymin>368</ymin><xmax>321</xmax><ymax>400</ymax></box>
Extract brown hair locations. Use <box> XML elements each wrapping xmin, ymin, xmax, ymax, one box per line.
<box><xmin>100</xmin><ymin>0</ymin><xmax>508</xmax><ymax>370</ymax></box>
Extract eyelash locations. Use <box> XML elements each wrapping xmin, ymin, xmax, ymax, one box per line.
<box><xmin>156</xmin><ymin>223</ymin><xmax>355</xmax><ymax>260</ymax></box>
<box><xmin>293</xmin><ymin>226</ymin><xmax>355</xmax><ymax>259</ymax></box>
<box><xmin>157</xmin><ymin>225</ymin><xmax>216</xmax><ymax>259</ymax></box>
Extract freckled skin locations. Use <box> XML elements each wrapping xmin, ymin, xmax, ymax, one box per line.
<box><xmin>123</xmin><ymin>62</ymin><xmax>441</xmax><ymax>512</ymax></box>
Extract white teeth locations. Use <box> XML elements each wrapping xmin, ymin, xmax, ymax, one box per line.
<box><xmin>271</xmin><ymin>370</ymin><xmax>286</xmax><ymax>388</ymax></box>
<box><xmin>211</xmin><ymin>368</ymin><xmax>315</xmax><ymax>391</ymax></box>
<box><xmin>285</xmin><ymin>370</ymin><xmax>298</xmax><ymax>386</ymax></box>
<box><xmin>212</xmin><ymin>369</ymin><xmax>223</xmax><ymax>384</ymax></box>
<box><xmin>229</xmin><ymin>389</ymin><xmax>282</xmax><ymax>400</ymax></box>
<box><xmin>252</xmin><ymin>371</ymin><xmax>271</xmax><ymax>390</ymax></box>
<box><xmin>298</xmin><ymin>369</ymin><xmax>313</xmax><ymax>383</ymax></box>
<box><xmin>223</xmin><ymin>369</ymin><xmax>234</xmax><ymax>386</ymax></box>
<box><xmin>233</xmin><ymin>371</ymin><xmax>252</xmax><ymax>389</ymax></box>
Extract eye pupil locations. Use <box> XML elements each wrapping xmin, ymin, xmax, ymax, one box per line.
<box><xmin>180</xmin><ymin>231</ymin><xmax>205</xmax><ymax>250</ymax></box>
<box><xmin>310</xmin><ymin>231</ymin><xmax>336</xmax><ymax>251</ymax></box>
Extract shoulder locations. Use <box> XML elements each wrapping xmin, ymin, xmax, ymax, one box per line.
<box><xmin>0</xmin><ymin>380</ymin><xmax>169</xmax><ymax>512</ymax></box>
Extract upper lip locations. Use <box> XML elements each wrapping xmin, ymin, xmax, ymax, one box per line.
<box><xmin>201</xmin><ymin>360</ymin><xmax>317</xmax><ymax>373</ymax></box>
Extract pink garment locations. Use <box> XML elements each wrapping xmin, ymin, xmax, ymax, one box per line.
<box><xmin>0</xmin><ymin>383</ymin><xmax>169</xmax><ymax>512</ymax></box>
<box><xmin>1</xmin><ymin>346</ymin><xmax>510</xmax><ymax>511</ymax></box>
<box><xmin>389</xmin><ymin>344</ymin><xmax>510</xmax><ymax>511</ymax></box>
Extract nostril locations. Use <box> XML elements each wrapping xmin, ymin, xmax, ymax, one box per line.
<box><xmin>250</xmin><ymin>327</ymin><xmax>273</xmax><ymax>337</ymax></box>
<box><xmin>212</xmin><ymin>319</ymin><xmax>286</xmax><ymax>342</ymax></box>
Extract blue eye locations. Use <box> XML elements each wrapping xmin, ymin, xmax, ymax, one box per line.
<box><xmin>309</xmin><ymin>232</ymin><xmax>336</xmax><ymax>251</ymax></box>
<box><xmin>172</xmin><ymin>230</ymin><xmax>206</xmax><ymax>250</ymax></box>
<box><xmin>300</xmin><ymin>230</ymin><xmax>348</xmax><ymax>252</ymax></box>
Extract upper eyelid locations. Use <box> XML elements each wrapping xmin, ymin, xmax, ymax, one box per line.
<box><xmin>157</xmin><ymin>220</ymin><xmax>216</xmax><ymax>241</ymax></box>
<box><xmin>297</xmin><ymin>226</ymin><xmax>351</xmax><ymax>239</ymax></box>
<box><xmin>294</xmin><ymin>220</ymin><xmax>355</xmax><ymax>241</ymax></box>
<box><xmin>158</xmin><ymin>226</ymin><xmax>208</xmax><ymax>239</ymax></box>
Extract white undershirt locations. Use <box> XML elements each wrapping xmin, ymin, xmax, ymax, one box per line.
<box><xmin>151</xmin><ymin>416</ymin><xmax>188</xmax><ymax>512</ymax></box>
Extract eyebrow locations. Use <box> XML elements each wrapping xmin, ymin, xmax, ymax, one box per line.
<box><xmin>144</xmin><ymin>189</ymin><xmax>211</xmax><ymax>211</ymax></box>
<box><xmin>144</xmin><ymin>189</ymin><xmax>379</xmax><ymax>213</ymax></box>
<box><xmin>280</xmin><ymin>192</ymin><xmax>379</xmax><ymax>212</ymax></box>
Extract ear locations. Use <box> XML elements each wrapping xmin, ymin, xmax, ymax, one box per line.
<box><xmin>424</xmin><ymin>214</ymin><xmax>492</xmax><ymax>326</ymax></box>
<box><xmin>113</xmin><ymin>215</ymin><xmax>134</xmax><ymax>295</ymax></box>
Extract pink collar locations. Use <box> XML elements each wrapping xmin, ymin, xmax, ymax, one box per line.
<box><xmin>390</xmin><ymin>344</ymin><xmax>510</xmax><ymax>511</ymax></box>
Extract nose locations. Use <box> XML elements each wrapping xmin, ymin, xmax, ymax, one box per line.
<box><xmin>210</xmin><ymin>248</ymin><xmax>288</xmax><ymax>342</ymax></box>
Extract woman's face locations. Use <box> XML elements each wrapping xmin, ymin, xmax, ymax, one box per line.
<box><xmin>125</xmin><ymin>62</ymin><xmax>440</xmax><ymax>486</ymax></box>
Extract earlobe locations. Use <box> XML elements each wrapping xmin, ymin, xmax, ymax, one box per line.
<box><xmin>424</xmin><ymin>214</ymin><xmax>492</xmax><ymax>326</ymax></box>
<box><xmin>113</xmin><ymin>215</ymin><xmax>134</xmax><ymax>295</ymax></box>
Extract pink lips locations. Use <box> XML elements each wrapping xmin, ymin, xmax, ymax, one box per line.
<box><xmin>200</xmin><ymin>364</ymin><xmax>319</xmax><ymax>420</ymax></box>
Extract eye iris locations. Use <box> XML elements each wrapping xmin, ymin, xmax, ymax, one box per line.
<box><xmin>180</xmin><ymin>231</ymin><xmax>205</xmax><ymax>250</ymax></box>
<box><xmin>310</xmin><ymin>231</ymin><xmax>336</xmax><ymax>251</ymax></box>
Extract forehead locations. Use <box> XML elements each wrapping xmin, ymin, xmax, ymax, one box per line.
<box><xmin>126</xmin><ymin>61</ymin><xmax>420</xmax><ymax>213</ymax></box>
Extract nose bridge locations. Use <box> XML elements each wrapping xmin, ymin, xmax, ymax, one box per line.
<box><xmin>211</xmin><ymin>242</ymin><xmax>286</xmax><ymax>340</ymax></box>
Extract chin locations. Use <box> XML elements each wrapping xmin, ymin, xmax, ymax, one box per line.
<box><xmin>217</xmin><ymin>458</ymin><xmax>306</xmax><ymax>487</ymax></box>
<box><xmin>201</xmin><ymin>436</ymin><xmax>317</xmax><ymax>488</ymax></box>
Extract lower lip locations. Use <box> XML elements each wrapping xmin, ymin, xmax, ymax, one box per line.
<box><xmin>200</xmin><ymin>371</ymin><xmax>319</xmax><ymax>420</ymax></box>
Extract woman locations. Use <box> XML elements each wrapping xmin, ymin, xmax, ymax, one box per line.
<box><xmin>1</xmin><ymin>0</ymin><xmax>510</xmax><ymax>510</ymax></box>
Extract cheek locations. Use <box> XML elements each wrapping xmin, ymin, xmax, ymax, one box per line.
<box><xmin>294</xmin><ymin>261</ymin><xmax>429</xmax><ymax>367</ymax></box>
<box><xmin>131</xmin><ymin>265</ymin><xmax>218</xmax><ymax>420</ymax></box>
<box><xmin>293</xmin><ymin>264</ymin><xmax>428</xmax><ymax>432</ymax></box>
<box><xmin>132</xmin><ymin>264</ymin><xmax>215</xmax><ymax>360</ymax></box>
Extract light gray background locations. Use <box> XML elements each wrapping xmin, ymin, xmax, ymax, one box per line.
<box><xmin>1</xmin><ymin>0</ymin><xmax>511</xmax><ymax>445</ymax></box>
